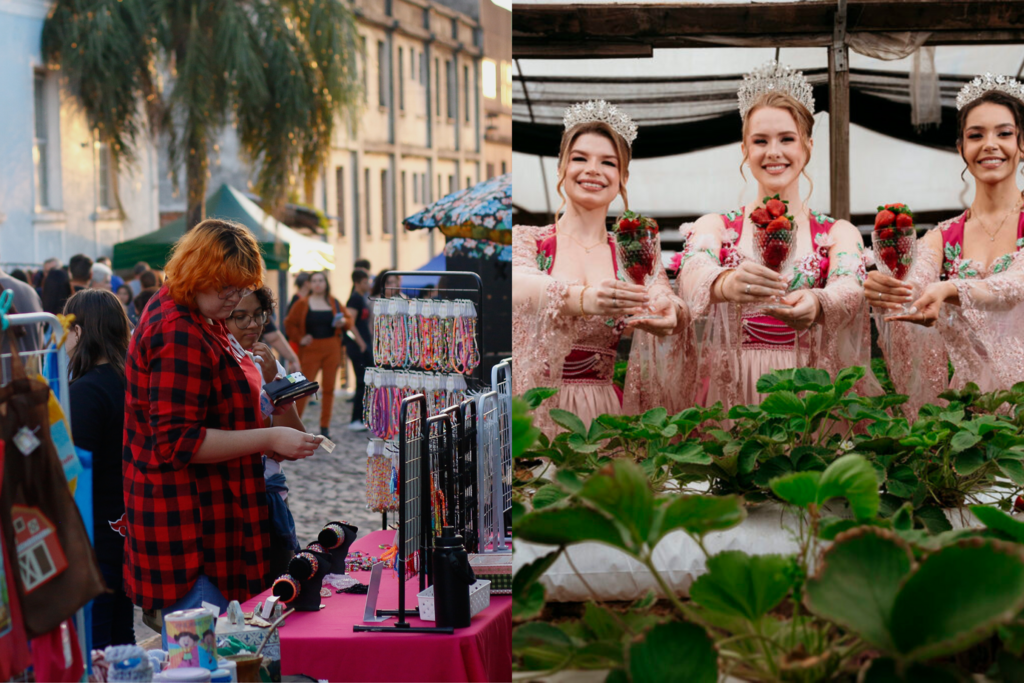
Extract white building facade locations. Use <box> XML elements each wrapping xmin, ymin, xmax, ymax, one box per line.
<box><xmin>0</xmin><ymin>0</ymin><xmax>160</xmax><ymax>268</ymax></box>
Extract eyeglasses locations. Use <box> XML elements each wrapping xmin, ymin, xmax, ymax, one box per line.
<box><xmin>227</xmin><ymin>311</ymin><xmax>268</xmax><ymax>328</ymax></box>
<box><xmin>219</xmin><ymin>286</ymin><xmax>254</xmax><ymax>300</ymax></box>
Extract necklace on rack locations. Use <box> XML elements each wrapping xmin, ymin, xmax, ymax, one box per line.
<box><xmin>558</xmin><ymin>228</ymin><xmax>607</xmax><ymax>253</ymax></box>
<box><xmin>970</xmin><ymin>201</ymin><xmax>1021</xmax><ymax>242</ymax></box>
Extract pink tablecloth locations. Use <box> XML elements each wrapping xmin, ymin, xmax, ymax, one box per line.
<box><xmin>241</xmin><ymin>529</ymin><xmax>512</xmax><ymax>682</ymax></box>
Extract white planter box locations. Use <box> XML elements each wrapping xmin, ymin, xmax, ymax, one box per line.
<box><xmin>417</xmin><ymin>580</ymin><xmax>491</xmax><ymax>622</ymax></box>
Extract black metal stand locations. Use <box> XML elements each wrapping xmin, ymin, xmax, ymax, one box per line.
<box><xmin>357</xmin><ymin>395</ymin><xmax>453</xmax><ymax>634</ymax></box>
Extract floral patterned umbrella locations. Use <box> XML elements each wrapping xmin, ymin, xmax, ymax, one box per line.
<box><xmin>403</xmin><ymin>173</ymin><xmax>511</xmax><ymax>246</ymax></box>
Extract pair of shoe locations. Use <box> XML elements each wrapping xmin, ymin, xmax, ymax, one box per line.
<box><xmin>348</xmin><ymin>420</ymin><xmax>368</xmax><ymax>432</ymax></box>
<box><xmin>320</xmin><ymin>427</ymin><xmax>331</xmax><ymax>440</ymax></box>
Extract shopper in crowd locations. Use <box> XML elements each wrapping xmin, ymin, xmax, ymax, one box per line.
<box><xmin>128</xmin><ymin>261</ymin><xmax>150</xmax><ymax>296</ymax></box>
<box><xmin>35</xmin><ymin>257</ymin><xmax>60</xmax><ymax>294</ymax></box>
<box><xmin>69</xmin><ymin>254</ymin><xmax>93</xmax><ymax>293</ymax></box>
<box><xmin>139</xmin><ymin>270</ymin><xmax>161</xmax><ymax>290</ymax></box>
<box><xmin>115</xmin><ymin>284</ymin><xmax>135</xmax><ymax>321</ymax></box>
<box><xmin>90</xmin><ymin>262</ymin><xmax>113</xmax><ymax>290</ymax></box>
<box><xmin>123</xmin><ymin>219</ymin><xmax>322</xmax><ymax>648</ymax></box>
<box><xmin>133</xmin><ymin>288</ymin><xmax>157</xmax><ymax>323</ymax></box>
<box><xmin>344</xmin><ymin>269</ymin><xmax>372</xmax><ymax>432</ymax></box>
<box><xmin>63</xmin><ymin>289</ymin><xmax>134</xmax><ymax>649</ymax></box>
<box><xmin>370</xmin><ymin>270</ymin><xmax>405</xmax><ymax>300</ymax></box>
<box><xmin>286</xmin><ymin>271</ymin><xmax>311</xmax><ymax>315</ymax></box>
<box><xmin>285</xmin><ymin>270</ymin><xmax>348</xmax><ymax>439</ymax></box>
<box><xmin>9</xmin><ymin>269</ymin><xmax>27</xmax><ymax>284</ymax></box>
<box><xmin>354</xmin><ymin>258</ymin><xmax>371</xmax><ymax>273</ymax></box>
<box><xmin>41</xmin><ymin>267</ymin><xmax>73</xmax><ymax>315</ymax></box>
<box><xmin>95</xmin><ymin>256</ymin><xmax>124</xmax><ymax>291</ymax></box>
<box><xmin>225</xmin><ymin>287</ymin><xmax>302</xmax><ymax>577</ymax></box>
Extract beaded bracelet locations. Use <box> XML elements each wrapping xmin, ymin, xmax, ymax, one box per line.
<box><xmin>293</xmin><ymin>551</ymin><xmax>319</xmax><ymax>577</ymax></box>
<box><xmin>272</xmin><ymin>574</ymin><xmax>300</xmax><ymax>602</ymax></box>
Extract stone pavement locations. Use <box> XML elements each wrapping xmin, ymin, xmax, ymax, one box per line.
<box><xmin>133</xmin><ymin>390</ymin><xmax>381</xmax><ymax>644</ymax></box>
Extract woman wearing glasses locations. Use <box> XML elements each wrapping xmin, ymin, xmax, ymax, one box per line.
<box><xmin>123</xmin><ymin>220</ymin><xmax>322</xmax><ymax>647</ymax></box>
<box><xmin>225</xmin><ymin>287</ymin><xmax>303</xmax><ymax>577</ymax></box>
<box><xmin>284</xmin><ymin>270</ymin><xmax>350</xmax><ymax>439</ymax></box>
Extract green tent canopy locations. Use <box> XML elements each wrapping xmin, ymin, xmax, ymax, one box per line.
<box><xmin>112</xmin><ymin>184</ymin><xmax>334</xmax><ymax>272</ymax></box>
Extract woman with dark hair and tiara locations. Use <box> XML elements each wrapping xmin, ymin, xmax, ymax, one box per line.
<box><xmin>867</xmin><ymin>74</ymin><xmax>1024</xmax><ymax>419</ymax></box>
<box><xmin>677</xmin><ymin>61</ymin><xmax>877</xmax><ymax>412</ymax></box>
<box><xmin>512</xmin><ymin>101</ymin><xmax>691</xmax><ymax>435</ymax></box>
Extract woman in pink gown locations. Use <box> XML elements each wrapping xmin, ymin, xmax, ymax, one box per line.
<box><xmin>678</xmin><ymin>62</ymin><xmax>876</xmax><ymax>412</ymax></box>
<box><xmin>866</xmin><ymin>80</ymin><xmax>1024</xmax><ymax>419</ymax></box>
<box><xmin>513</xmin><ymin>101</ymin><xmax>690</xmax><ymax>435</ymax></box>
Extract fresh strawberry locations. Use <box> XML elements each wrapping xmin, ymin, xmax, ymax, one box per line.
<box><xmin>875</xmin><ymin>210</ymin><xmax>895</xmax><ymax>229</ymax></box>
<box><xmin>879</xmin><ymin>246</ymin><xmax>898</xmax><ymax>270</ymax></box>
<box><xmin>1015</xmin><ymin>495</ymin><xmax>1024</xmax><ymax>513</ymax></box>
<box><xmin>617</xmin><ymin>218</ymin><xmax>635</xmax><ymax>233</ymax></box>
<box><xmin>895</xmin><ymin>213</ymin><xmax>913</xmax><ymax>230</ymax></box>
<box><xmin>766</xmin><ymin>217</ymin><xmax>791</xmax><ymax>233</ymax></box>
<box><xmin>750</xmin><ymin>208</ymin><xmax>771</xmax><ymax>225</ymax></box>
<box><xmin>766</xmin><ymin>198</ymin><xmax>787</xmax><ymax>218</ymax></box>
<box><xmin>626</xmin><ymin>263</ymin><xmax>651</xmax><ymax>283</ymax></box>
<box><xmin>878</xmin><ymin>228</ymin><xmax>895</xmax><ymax>241</ymax></box>
<box><xmin>763</xmin><ymin>242</ymin><xmax>788</xmax><ymax>268</ymax></box>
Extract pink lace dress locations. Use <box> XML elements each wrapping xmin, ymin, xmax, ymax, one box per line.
<box><xmin>880</xmin><ymin>211</ymin><xmax>1024</xmax><ymax>419</ymax></box>
<box><xmin>679</xmin><ymin>209</ymin><xmax>874</xmax><ymax>411</ymax></box>
<box><xmin>513</xmin><ymin>224</ymin><xmax>691</xmax><ymax>435</ymax></box>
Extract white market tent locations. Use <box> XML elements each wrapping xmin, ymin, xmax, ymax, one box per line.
<box><xmin>512</xmin><ymin>1</ymin><xmax>1024</xmax><ymax>231</ymax></box>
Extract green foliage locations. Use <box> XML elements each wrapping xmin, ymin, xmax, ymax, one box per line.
<box><xmin>513</xmin><ymin>367</ymin><xmax>1024</xmax><ymax>681</ymax></box>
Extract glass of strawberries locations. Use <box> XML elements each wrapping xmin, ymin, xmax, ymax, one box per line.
<box><xmin>749</xmin><ymin>194</ymin><xmax>797</xmax><ymax>309</ymax></box>
<box><xmin>613</xmin><ymin>211</ymin><xmax>661</xmax><ymax>321</ymax></box>
<box><xmin>872</xmin><ymin>203</ymin><xmax>917</xmax><ymax>315</ymax></box>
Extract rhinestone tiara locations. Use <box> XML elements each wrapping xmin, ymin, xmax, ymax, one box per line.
<box><xmin>562</xmin><ymin>100</ymin><xmax>638</xmax><ymax>147</ymax></box>
<box><xmin>956</xmin><ymin>73</ymin><xmax>1024</xmax><ymax>110</ymax></box>
<box><xmin>737</xmin><ymin>60</ymin><xmax>815</xmax><ymax>120</ymax></box>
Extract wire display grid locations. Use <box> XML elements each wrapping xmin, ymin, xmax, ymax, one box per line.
<box><xmin>443</xmin><ymin>398</ymin><xmax>480</xmax><ymax>553</ymax></box>
<box><xmin>492</xmin><ymin>360</ymin><xmax>513</xmax><ymax>550</ymax></box>
<box><xmin>476</xmin><ymin>391</ymin><xmax>501</xmax><ymax>553</ymax></box>
<box><xmin>398</xmin><ymin>394</ymin><xmax>427</xmax><ymax>588</ymax></box>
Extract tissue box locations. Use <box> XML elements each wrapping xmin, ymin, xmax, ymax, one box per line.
<box><xmin>469</xmin><ymin>554</ymin><xmax>512</xmax><ymax>594</ymax></box>
<box><xmin>214</xmin><ymin>617</ymin><xmax>281</xmax><ymax>661</ymax></box>
<box><xmin>417</xmin><ymin>580</ymin><xmax>491</xmax><ymax>622</ymax></box>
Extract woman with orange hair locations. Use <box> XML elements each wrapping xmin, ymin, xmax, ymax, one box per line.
<box><xmin>122</xmin><ymin>219</ymin><xmax>322</xmax><ymax>647</ymax></box>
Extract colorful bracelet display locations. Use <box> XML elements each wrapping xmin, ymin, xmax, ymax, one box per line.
<box><xmin>366</xmin><ymin>439</ymin><xmax>400</xmax><ymax>513</ymax></box>
<box><xmin>372</xmin><ymin>298</ymin><xmax>480</xmax><ymax>373</ymax></box>
<box><xmin>362</xmin><ymin>368</ymin><xmax>468</xmax><ymax>440</ymax></box>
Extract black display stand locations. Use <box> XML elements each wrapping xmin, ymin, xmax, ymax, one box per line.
<box><xmin>355</xmin><ymin>395</ymin><xmax>453</xmax><ymax>634</ymax></box>
<box><xmin>443</xmin><ymin>398</ymin><xmax>479</xmax><ymax>554</ymax></box>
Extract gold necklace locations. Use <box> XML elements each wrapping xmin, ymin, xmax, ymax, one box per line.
<box><xmin>559</xmin><ymin>229</ymin><xmax>607</xmax><ymax>253</ymax></box>
<box><xmin>971</xmin><ymin>202</ymin><xmax>1021</xmax><ymax>242</ymax></box>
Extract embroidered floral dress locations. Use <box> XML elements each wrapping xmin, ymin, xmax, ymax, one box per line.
<box><xmin>513</xmin><ymin>224</ymin><xmax>690</xmax><ymax>435</ymax></box>
<box><xmin>880</xmin><ymin>211</ymin><xmax>1024</xmax><ymax>419</ymax></box>
<box><xmin>679</xmin><ymin>209</ymin><xmax>874</xmax><ymax>411</ymax></box>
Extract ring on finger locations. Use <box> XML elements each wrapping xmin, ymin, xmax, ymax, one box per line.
<box><xmin>745</xmin><ymin>283</ymin><xmax>751</xmax><ymax>295</ymax></box>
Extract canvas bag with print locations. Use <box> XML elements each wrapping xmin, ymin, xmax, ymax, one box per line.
<box><xmin>0</xmin><ymin>334</ymin><xmax>104</xmax><ymax>638</ymax></box>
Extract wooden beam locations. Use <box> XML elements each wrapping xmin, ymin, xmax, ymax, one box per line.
<box><xmin>829</xmin><ymin>45</ymin><xmax>851</xmax><ymax>222</ymax></box>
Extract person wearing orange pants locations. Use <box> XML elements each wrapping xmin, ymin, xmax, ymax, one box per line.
<box><xmin>284</xmin><ymin>271</ymin><xmax>350</xmax><ymax>438</ymax></box>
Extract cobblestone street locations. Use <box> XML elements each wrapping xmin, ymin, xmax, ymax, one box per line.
<box><xmin>133</xmin><ymin>390</ymin><xmax>380</xmax><ymax>644</ymax></box>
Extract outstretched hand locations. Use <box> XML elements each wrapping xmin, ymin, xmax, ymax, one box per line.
<box><xmin>625</xmin><ymin>295</ymin><xmax>679</xmax><ymax>337</ymax></box>
<box><xmin>764</xmin><ymin>289</ymin><xmax>821</xmax><ymax>331</ymax></box>
<box><xmin>884</xmin><ymin>281</ymin><xmax>952</xmax><ymax>327</ymax></box>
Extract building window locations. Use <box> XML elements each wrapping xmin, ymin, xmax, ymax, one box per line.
<box><xmin>448</xmin><ymin>174</ymin><xmax>455</xmax><ymax>194</ymax></box>
<box><xmin>464</xmin><ymin>65</ymin><xmax>470</xmax><ymax>122</ymax></box>
<box><xmin>377</xmin><ymin>41</ymin><xmax>387</xmax><ymax>108</ymax></box>
<box><xmin>381</xmin><ymin>169</ymin><xmax>391</xmax><ymax>235</ymax></box>
<box><xmin>501</xmin><ymin>161</ymin><xmax>507</xmax><ymax>175</ymax></box>
<box><xmin>438</xmin><ymin>174</ymin><xmax>443</xmax><ymax>199</ymax></box>
<box><xmin>424</xmin><ymin>174</ymin><xmax>430</xmax><ymax>203</ymax></box>
<box><xmin>446</xmin><ymin>60</ymin><xmax>456</xmax><ymax>119</ymax></box>
<box><xmin>420</xmin><ymin>52</ymin><xmax>427</xmax><ymax>85</ymax></box>
<box><xmin>502</xmin><ymin>61</ymin><xmax>513</xmax><ymax>108</ymax></box>
<box><xmin>486</xmin><ymin>163</ymin><xmax>495</xmax><ymax>179</ymax></box>
<box><xmin>466</xmin><ymin>176</ymin><xmax>471</xmax><ymax>191</ymax></box>
<box><xmin>97</xmin><ymin>141</ymin><xmax>114</xmax><ymax>210</ymax></box>
<box><xmin>411</xmin><ymin>50</ymin><xmax>416</xmax><ymax>81</ymax></box>
<box><xmin>451</xmin><ymin>18</ymin><xmax>458</xmax><ymax>39</ymax></box>
<box><xmin>360</xmin><ymin>37</ymin><xmax>368</xmax><ymax>103</ymax></box>
<box><xmin>335</xmin><ymin>166</ymin><xmax>346</xmax><ymax>238</ymax></box>
<box><xmin>365</xmin><ymin>168</ymin><xmax>372</xmax><ymax>236</ymax></box>
<box><xmin>435</xmin><ymin>58</ymin><xmax>441</xmax><ymax>116</ymax></box>
<box><xmin>482</xmin><ymin>60</ymin><xmax>497</xmax><ymax>100</ymax></box>
<box><xmin>401</xmin><ymin>171</ymin><xmax>407</xmax><ymax>219</ymax></box>
<box><xmin>398</xmin><ymin>47</ymin><xmax>404</xmax><ymax>111</ymax></box>
<box><xmin>33</xmin><ymin>73</ymin><xmax>49</xmax><ymax>210</ymax></box>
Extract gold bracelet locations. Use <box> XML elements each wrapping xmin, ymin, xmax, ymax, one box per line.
<box><xmin>580</xmin><ymin>286</ymin><xmax>590</xmax><ymax>316</ymax></box>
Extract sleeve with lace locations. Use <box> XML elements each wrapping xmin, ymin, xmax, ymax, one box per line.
<box><xmin>512</xmin><ymin>225</ymin><xmax>583</xmax><ymax>427</ymax></box>
<box><xmin>679</xmin><ymin>221</ymin><xmax>729</xmax><ymax>320</ymax></box>
<box><xmin>951</xmin><ymin>254</ymin><xmax>1024</xmax><ymax>311</ymax></box>
<box><xmin>875</xmin><ymin>230</ymin><xmax>948</xmax><ymax>420</ymax></box>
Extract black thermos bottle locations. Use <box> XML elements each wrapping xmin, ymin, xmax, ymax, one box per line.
<box><xmin>432</xmin><ymin>527</ymin><xmax>476</xmax><ymax>628</ymax></box>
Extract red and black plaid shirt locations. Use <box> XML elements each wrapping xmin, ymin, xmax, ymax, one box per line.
<box><xmin>123</xmin><ymin>286</ymin><xmax>269</xmax><ymax>609</ymax></box>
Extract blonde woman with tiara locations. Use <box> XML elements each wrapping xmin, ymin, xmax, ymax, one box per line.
<box><xmin>512</xmin><ymin>101</ymin><xmax>691</xmax><ymax>435</ymax></box>
<box><xmin>678</xmin><ymin>61</ymin><xmax>877</xmax><ymax>411</ymax></box>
